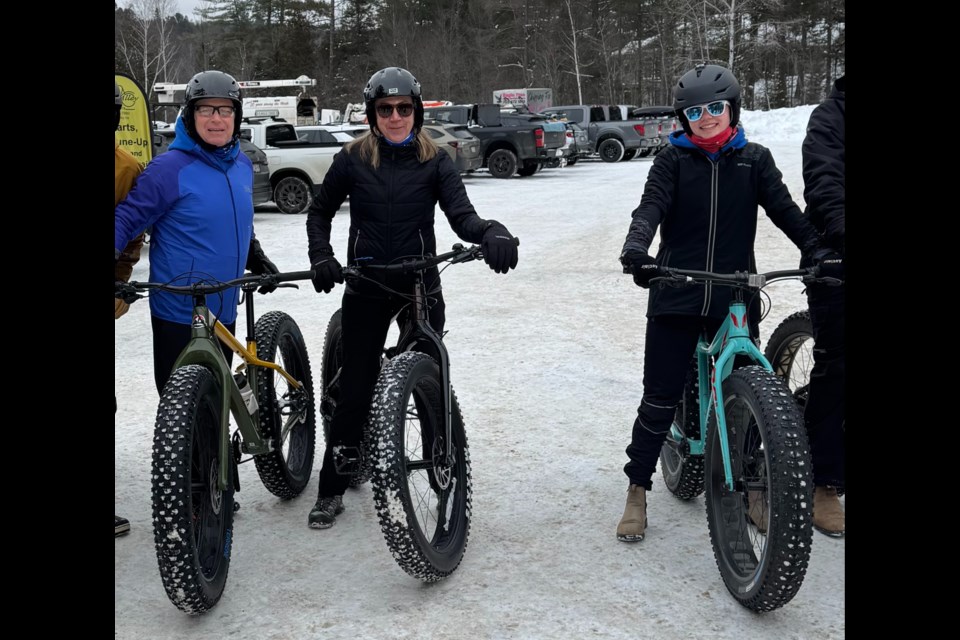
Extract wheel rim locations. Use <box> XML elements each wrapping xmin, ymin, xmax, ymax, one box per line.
<box><xmin>710</xmin><ymin>393</ymin><xmax>769</xmax><ymax>582</ymax></box>
<box><xmin>773</xmin><ymin>333</ymin><xmax>814</xmax><ymax>408</ymax></box>
<box><xmin>191</xmin><ymin>396</ymin><xmax>227</xmax><ymax>581</ymax></box>
<box><xmin>661</xmin><ymin>425</ymin><xmax>685</xmax><ymax>477</ymax></box>
<box><xmin>402</xmin><ymin>381</ymin><xmax>465</xmax><ymax>551</ymax></box>
<box><xmin>274</xmin><ymin>332</ymin><xmax>310</xmax><ymax>473</ymax></box>
<box><xmin>277</xmin><ymin>180</ymin><xmax>309</xmax><ymax>212</ymax></box>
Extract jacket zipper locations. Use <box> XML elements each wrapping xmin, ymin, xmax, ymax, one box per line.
<box><xmin>701</xmin><ymin>160</ymin><xmax>719</xmax><ymax>316</ymax></box>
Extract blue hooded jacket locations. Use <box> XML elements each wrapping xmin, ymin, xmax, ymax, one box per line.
<box><xmin>115</xmin><ymin>116</ymin><xmax>255</xmax><ymax>325</ymax></box>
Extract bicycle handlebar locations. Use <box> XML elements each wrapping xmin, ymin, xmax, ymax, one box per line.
<box><xmin>653</xmin><ymin>266</ymin><xmax>840</xmax><ymax>289</ymax></box>
<box><xmin>342</xmin><ymin>239</ymin><xmax>520</xmax><ymax>278</ymax></box>
<box><xmin>115</xmin><ymin>270</ymin><xmax>316</xmax><ymax>300</ymax></box>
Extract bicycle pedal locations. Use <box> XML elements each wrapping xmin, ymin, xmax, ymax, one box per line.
<box><xmin>333</xmin><ymin>445</ymin><xmax>363</xmax><ymax>476</ymax></box>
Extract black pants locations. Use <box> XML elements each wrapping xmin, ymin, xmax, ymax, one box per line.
<box><xmin>625</xmin><ymin>315</ymin><xmax>724</xmax><ymax>489</ymax></box>
<box><xmin>804</xmin><ymin>281</ymin><xmax>845</xmax><ymax>489</ymax></box>
<box><xmin>315</xmin><ymin>291</ymin><xmax>446</xmax><ymax>499</ymax></box>
<box><xmin>151</xmin><ymin>315</ymin><xmax>236</xmax><ymax>394</ymax></box>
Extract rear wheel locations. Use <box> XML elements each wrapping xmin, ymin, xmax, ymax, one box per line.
<box><xmin>369</xmin><ymin>351</ymin><xmax>471</xmax><ymax>581</ymax></box>
<box><xmin>487</xmin><ymin>149</ymin><xmax>518</xmax><ymax>178</ymax></box>
<box><xmin>598</xmin><ymin>138</ymin><xmax>625</xmax><ymax>163</ymax></box>
<box><xmin>253</xmin><ymin>311</ymin><xmax>316</xmax><ymax>498</ymax></box>
<box><xmin>764</xmin><ymin>310</ymin><xmax>814</xmax><ymax>410</ymax></box>
<box><xmin>659</xmin><ymin>361</ymin><xmax>704</xmax><ymax>499</ymax></box>
<box><xmin>705</xmin><ymin>366</ymin><xmax>813</xmax><ymax>612</ymax></box>
<box><xmin>620</xmin><ymin>149</ymin><xmax>637</xmax><ymax>161</ymax></box>
<box><xmin>274</xmin><ymin>175</ymin><xmax>313</xmax><ymax>214</ymax></box>
<box><xmin>152</xmin><ymin>365</ymin><xmax>233</xmax><ymax>614</ymax></box>
<box><xmin>319</xmin><ymin>309</ymin><xmax>371</xmax><ymax>487</ymax></box>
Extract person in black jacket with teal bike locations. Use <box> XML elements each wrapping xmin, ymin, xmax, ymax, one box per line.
<box><xmin>304</xmin><ymin>67</ymin><xmax>519</xmax><ymax>530</ymax></box>
<box><xmin>616</xmin><ymin>63</ymin><xmax>842</xmax><ymax>543</ymax></box>
<box><xmin>800</xmin><ymin>75</ymin><xmax>845</xmax><ymax>538</ymax></box>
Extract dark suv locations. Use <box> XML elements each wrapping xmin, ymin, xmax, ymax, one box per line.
<box><xmin>153</xmin><ymin>129</ymin><xmax>272</xmax><ymax>206</ymax></box>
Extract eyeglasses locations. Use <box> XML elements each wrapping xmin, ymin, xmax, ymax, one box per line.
<box><xmin>683</xmin><ymin>100</ymin><xmax>729</xmax><ymax>122</ymax></box>
<box><xmin>195</xmin><ymin>105</ymin><xmax>236</xmax><ymax>117</ymax></box>
<box><xmin>375</xmin><ymin>103</ymin><xmax>415</xmax><ymax>118</ymax></box>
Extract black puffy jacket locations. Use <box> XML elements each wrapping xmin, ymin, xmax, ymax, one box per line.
<box><xmin>621</xmin><ymin>128</ymin><xmax>823</xmax><ymax>320</ymax></box>
<box><xmin>802</xmin><ymin>76</ymin><xmax>845</xmax><ymax>255</ymax></box>
<box><xmin>306</xmin><ymin>136</ymin><xmax>491</xmax><ymax>296</ymax></box>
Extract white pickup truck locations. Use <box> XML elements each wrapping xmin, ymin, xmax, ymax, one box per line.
<box><xmin>239</xmin><ymin>117</ymin><xmax>342</xmax><ymax>214</ymax></box>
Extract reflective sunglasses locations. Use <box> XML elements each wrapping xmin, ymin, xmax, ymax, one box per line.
<box><xmin>194</xmin><ymin>104</ymin><xmax>236</xmax><ymax>117</ymax></box>
<box><xmin>376</xmin><ymin>102</ymin><xmax>415</xmax><ymax>118</ymax></box>
<box><xmin>683</xmin><ymin>100</ymin><xmax>728</xmax><ymax>122</ymax></box>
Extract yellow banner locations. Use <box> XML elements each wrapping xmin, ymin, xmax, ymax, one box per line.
<box><xmin>115</xmin><ymin>73</ymin><xmax>155</xmax><ymax>167</ymax></box>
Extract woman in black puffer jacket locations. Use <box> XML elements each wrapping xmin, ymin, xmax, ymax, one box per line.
<box><xmin>615</xmin><ymin>64</ymin><xmax>840</xmax><ymax>543</ymax></box>
<box><xmin>304</xmin><ymin>67</ymin><xmax>519</xmax><ymax>530</ymax></box>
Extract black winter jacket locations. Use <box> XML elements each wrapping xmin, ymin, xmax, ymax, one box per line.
<box><xmin>306</xmin><ymin>136</ymin><xmax>492</xmax><ymax>296</ymax></box>
<box><xmin>802</xmin><ymin>76</ymin><xmax>845</xmax><ymax>255</ymax></box>
<box><xmin>621</xmin><ymin>128</ymin><xmax>823</xmax><ymax>320</ymax></box>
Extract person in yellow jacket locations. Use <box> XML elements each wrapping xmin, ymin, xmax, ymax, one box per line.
<box><xmin>115</xmin><ymin>81</ymin><xmax>146</xmax><ymax>538</ymax></box>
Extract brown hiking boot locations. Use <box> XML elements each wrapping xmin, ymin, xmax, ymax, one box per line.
<box><xmin>746</xmin><ymin>490</ymin><xmax>768</xmax><ymax>534</ymax></box>
<box><xmin>616</xmin><ymin>484</ymin><xmax>647</xmax><ymax>542</ymax></box>
<box><xmin>812</xmin><ymin>486</ymin><xmax>845</xmax><ymax>537</ymax></box>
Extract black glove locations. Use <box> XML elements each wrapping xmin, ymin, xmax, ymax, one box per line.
<box><xmin>623</xmin><ymin>251</ymin><xmax>662</xmax><ymax>288</ymax></box>
<box><xmin>311</xmin><ymin>251</ymin><xmax>344</xmax><ymax>293</ymax></box>
<box><xmin>481</xmin><ymin>221</ymin><xmax>519</xmax><ymax>274</ymax></box>
<box><xmin>246</xmin><ymin>237</ymin><xmax>280</xmax><ymax>294</ymax></box>
<box><xmin>812</xmin><ymin>248</ymin><xmax>844</xmax><ymax>281</ymax></box>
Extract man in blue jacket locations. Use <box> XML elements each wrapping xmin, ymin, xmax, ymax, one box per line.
<box><xmin>115</xmin><ymin>70</ymin><xmax>279</xmax><ymax>392</ymax></box>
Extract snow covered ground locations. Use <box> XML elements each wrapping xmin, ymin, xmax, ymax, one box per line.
<box><xmin>115</xmin><ymin>104</ymin><xmax>844</xmax><ymax>638</ymax></box>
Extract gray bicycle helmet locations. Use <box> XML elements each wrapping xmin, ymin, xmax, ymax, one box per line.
<box><xmin>114</xmin><ymin>82</ymin><xmax>122</xmax><ymax>131</ymax></box>
<box><xmin>182</xmin><ymin>70</ymin><xmax>243</xmax><ymax>142</ymax></box>
<box><xmin>673</xmin><ymin>63</ymin><xmax>741</xmax><ymax>135</ymax></box>
<box><xmin>363</xmin><ymin>67</ymin><xmax>424</xmax><ymax>134</ymax></box>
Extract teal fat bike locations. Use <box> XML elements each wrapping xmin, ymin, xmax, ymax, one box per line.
<box><xmin>116</xmin><ymin>270</ymin><xmax>317</xmax><ymax>615</ymax></box>
<box><xmin>653</xmin><ymin>265</ymin><xmax>840</xmax><ymax>612</ymax></box>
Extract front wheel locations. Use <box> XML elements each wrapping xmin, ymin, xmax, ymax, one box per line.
<box><xmin>273</xmin><ymin>175</ymin><xmax>313</xmax><ymax>214</ymax></box>
<box><xmin>764</xmin><ymin>311</ymin><xmax>814</xmax><ymax>410</ymax></box>
<box><xmin>705</xmin><ymin>366</ymin><xmax>813</xmax><ymax>612</ymax></box>
<box><xmin>253</xmin><ymin>311</ymin><xmax>316</xmax><ymax>498</ymax></box>
<box><xmin>659</xmin><ymin>361</ymin><xmax>704</xmax><ymax>499</ymax></box>
<box><xmin>152</xmin><ymin>364</ymin><xmax>234</xmax><ymax>614</ymax></box>
<box><xmin>369</xmin><ymin>351</ymin><xmax>472</xmax><ymax>582</ymax></box>
<box><xmin>487</xmin><ymin>149</ymin><xmax>518</xmax><ymax>179</ymax></box>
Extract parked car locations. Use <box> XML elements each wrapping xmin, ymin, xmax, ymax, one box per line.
<box><xmin>544</xmin><ymin>120</ymin><xmax>588</xmax><ymax>168</ymax></box>
<box><xmin>152</xmin><ymin>129</ymin><xmax>272</xmax><ymax>206</ymax></box>
<box><xmin>422</xmin><ymin>122</ymin><xmax>482</xmax><ymax>173</ymax></box>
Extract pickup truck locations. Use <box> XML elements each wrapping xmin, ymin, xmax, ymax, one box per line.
<box><xmin>539</xmin><ymin>104</ymin><xmax>667</xmax><ymax>163</ymax></box>
<box><xmin>239</xmin><ymin>117</ymin><xmax>341</xmax><ymax>214</ymax></box>
<box><xmin>423</xmin><ymin>104</ymin><xmax>566</xmax><ymax>178</ymax></box>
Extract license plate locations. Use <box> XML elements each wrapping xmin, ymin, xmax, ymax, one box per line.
<box><xmin>556</xmin><ymin>149</ymin><xmax>564</xmax><ymax>157</ymax></box>
<box><xmin>253</xmin><ymin>164</ymin><xmax>261</xmax><ymax>173</ymax></box>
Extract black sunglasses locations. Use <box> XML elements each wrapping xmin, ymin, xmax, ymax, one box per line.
<box><xmin>376</xmin><ymin>103</ymin><xmax>415</xmax><ymax>118</ymax></box>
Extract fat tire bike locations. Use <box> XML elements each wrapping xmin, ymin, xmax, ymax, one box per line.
<box><xmin>652</xmin><ymin>265</ymin><xmax>840</xmax><ymax>612</ymax></box>
<box><xmin>319</xmin><ymin>242</ymin><xmax>516</xmax><ymax>581</ymax></box>
<box><xmin>116</xmin><ymin>270</ymin><xmax>316</xmax><ymax>614</ymax></box>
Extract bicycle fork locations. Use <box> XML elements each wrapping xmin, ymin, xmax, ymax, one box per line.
<box><xmin>697</xmin><ymin>302</ymin><xmax>774</xmax><ymax>491</ymax></box>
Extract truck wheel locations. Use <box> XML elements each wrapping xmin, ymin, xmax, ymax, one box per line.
<box><xmin>598</xmin><ymin>138</ymin><xmax>625</xmax><ymax>163</ymax></box>
<box><xmin>274</xmin><ymin>176</ymin><xmax>313</xmax><ymax>215</ymax></box>
<box><xmin>487</xmin><ymin>149</ymin><xmax>518</xmax><ymax>179</ymax></box>
<box><xmin>620</xmin><ymin>149</ymin><xmax>637</xmax><ymax>162</ymax></box>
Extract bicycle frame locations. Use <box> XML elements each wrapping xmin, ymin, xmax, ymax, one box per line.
<box><xmin>121</xmin><ymin>271</ymin><xmax>314</xmax><ymax>491</ymax></box>
<box><xmin>663</xmin><ymin>268</ymin><xmax>823</xmax><ymax>492</ymax></box>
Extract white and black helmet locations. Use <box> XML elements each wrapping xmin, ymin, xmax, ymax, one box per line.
<box><xmin>673</xmin><ymin>63</ymin><xmax>741</xmax><ymax>135</ymax></box>
<box><xmin>363</xmin><ymin>67</ymin><xmax>424</xmax><ymax>134</ymax></box>
<box><xmin>182</xmin><ymin>70</ymin><xmax>243</xmax><ymax>140</ymax></box>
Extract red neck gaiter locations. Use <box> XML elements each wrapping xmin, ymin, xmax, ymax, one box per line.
<box><xmin>686</xmin><ymin>126</ymin><xmax>736</xmax><ymax>154</ymax></box>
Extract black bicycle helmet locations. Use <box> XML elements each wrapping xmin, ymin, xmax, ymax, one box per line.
<box><xmin>114</xmin><ymin>82</ymin><xmax>122</xmax><ymax>131</ymax></box>
<box><xmin>363</xmin><ymin>67</ymin><xmax>424</xmax><ymax>134</ymax></box>
<box><xmin>182</xmin><ymin>70</ymin><xmax>243</xmax><ymax>142</ymax></box>
<box><xmin>673</xmin><ymin>63</ymin><xmax>741</xmax><ymax>135</ymax></box>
